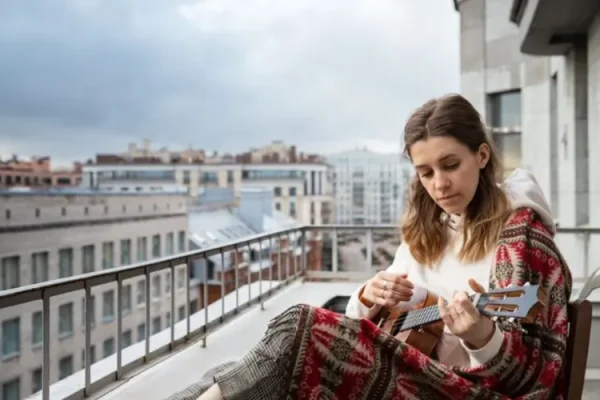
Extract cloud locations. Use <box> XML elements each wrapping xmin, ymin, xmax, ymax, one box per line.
<box><xmin>0</xmin><ymin>0</ymin><xmax>459</xmax><ymax>165</ymax></box>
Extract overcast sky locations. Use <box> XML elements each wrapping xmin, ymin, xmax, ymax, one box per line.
<box><xmin>0</xmin><ymin>0</ymin><xmax>460</xmax><ymax>166</ymax></box>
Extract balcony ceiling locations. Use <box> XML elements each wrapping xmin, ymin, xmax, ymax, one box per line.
<box><xmin>513</xmin><ymin>0</ymin><xmax>600</xmax><ymax>55</ymax></box>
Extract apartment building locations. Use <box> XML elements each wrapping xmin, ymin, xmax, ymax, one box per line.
<box><xmin>0</xmin><ymin>156</ymin><xmax>82</xmax><ymax>189</ymax></box>
<box><xmin>0</xmin><ymin>189</ymin><xmax>192</xmax><ymax>398</ymax></box>
<box><xmin>81</xmin><ymin>141</ymin><xmax>333</xmax><ymax>225</ymax></box>
<box><xmin>453</xmin><ymin>0</ymin><xmax>599</xmax><ymax>278</ymax></box>
<box><xmin>327</xmin><ymin>149</ymin><xmax>413</xmax><ymax>225</ymax></box>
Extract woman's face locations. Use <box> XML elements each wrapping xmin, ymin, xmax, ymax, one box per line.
<box><xmin>409</xmin><ymin>136</ymin><xmax>490</xmax><ymax>215</ymax></box>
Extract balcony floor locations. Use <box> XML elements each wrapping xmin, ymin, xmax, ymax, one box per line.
<box><xmin>95</xmin><ymin>280</ymin><xmax>360</xmax><ymax>400</ymax></box>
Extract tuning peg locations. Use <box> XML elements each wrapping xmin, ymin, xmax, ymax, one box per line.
<box><xmin>524</xmin><ymin>282</ymin><xmax>530</xmax><ymax>286</ymax></box>
<box><xmin>508</xmin><ymin>317</ymin><xmax>515</xmax><ymax>323</ymax></box>
<box><xmin>491</xmin><ymin>316</ymin><xmax>499</xmax><ymax>322</ymax></box>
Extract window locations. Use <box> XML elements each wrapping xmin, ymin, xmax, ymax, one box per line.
<box><xmin>32</xmin><ymin>368</ymin><xmax>42</xmax><ymax>394</ymax></box>
<box><xmin>165</xmin><ymin>312</ymin><xmax>171</xmax><ymax>328</ymax></box>
<box><xmin>178</xmin><ymin>231</ymin><xmax>186</xmax><ymax>253</ymax></box>
<box><xmin>120</xmin><ymin>239</ymin><xmax>131</xmax><ymax>265</ymax></box>
<box><xmin>103</xmin><ymin>338</ymin><xmax>115</xmax><ymax>358</ymax></box>
<box><xmin>137</xmin><ymin>323</ymin><xmax>146</xmax><ymax>342</ymax></box>
<box><xmin>152</xmin><ymin>316</ymin><xmax>161</xmax><ymax>334</ymax></box>
<box><xmin>102</xmin><ymin>290</ymin><xmax>115</xmax><ymax>322</ymax></box>
<box><xmin>121</xmin><ymin>285</ymin><xmax>132</xmax><ymax>314</ymax></box>
<box><xmin>273</xmin><ymin>187</ymin><xmax>281</xmax><ymax>197</ymax></box>
<box><xmin>178</xmin><ymin>306</ymin><xmax>186</xmax><ymax>321</ymax></box>
<box><xmin>32</xmin><ymin>311</ymin><xmax>42</xmax><ymax>346</ymax></box>
<box><xmin>489</xmin><ymin>90</ymin><xmax>521</xmax><ymax>128</ymax></box>
<box><xmin>102</xmin><ymin>241</ymin><xmax>114</xmax><ymax>269</ymax></box>
<box><xmin>2</xmin><ymin>318</ymin><xmax>20</xmax><ymax>357</ymax></box>
<box><xmin>166</xmin><ymin>232</ymin><xmax>174</xmax><ymax>255</ymax></box>
<box><xmin>81</xmin><ymin>296</ymin><xmax>96</xmax><ymax>328</ymax></box>
<box><xmin>1</xmin><ymin>256</ymin><xmax>19</xmax><ymax>290</ymax></box>
<box><xmin>58</xmin><ymin>302</ymin><xmax>73</xmax><ymax>338</ymax></box>
<box><xmin>152</xmin><ymin>275</ymin><xmax>161</xmax><ymax>298</ymax></box>
<box><xmin>58</xmin><ymin>355</ymin><xmax>73</xmax><ymax>380</ymax></box>
<box><xmin>493</xmin><ymin>133</ymin><xmax>522</xmax><ymax>176</ymax></box>
<box><xmin>137</xmin><ymin>237</ymin><xmax>147</xmax><ymax>261</ymax></box>
<box><xmin>488</xmin><ymin>90</ymin><xmax>522</xmax><ymax>176</ymax></box>
<box><xmin>289</xmin><ymin>187</ymin><xmax>297</xmax><ymax>196</ymax></box>
<box><xmin>2</xmin><ymin>378</ymin><xmax>19</xmax><ymax>400</ymax></box>
<box><xmin>177</xmin><ymin>268</ymin><xmax>185</xmax><ymax>289</ymax></box>
<box><xmin>58</xmin><ymin>248</ymin><xmax>73</xmax><ymax>278</ymax></box>
<box><xmin>122</xmin><ymin>330</ymin><xmax>132</xmax><ymax>348</ymax></box>
<box><xmin>165</xmin><ymin>271</ymin><xmax>171</xmax><ymax>295</ymax></box>
<box><xmin>4</xmin><ymin>209</ymin><xmax>9</xmax><ymax>220</ymax></box>
<box><xmin>82</xmin><ymin>245</ymin><xmax>95</xmax><ymax>273</ymax></box>
<box><xmin>152</xmin><ymin>235</ymin><xmax>161</xmax><ymax>258</ymax></box>
<box><xmin>31</xmin><ymin>252</ymin><xmax>49</xmax><ymax>284</ymax></box>
<box><xmin>137</xmin><ymin>280</ymin><xmax>146</xmax><ymax>305</ymax></box>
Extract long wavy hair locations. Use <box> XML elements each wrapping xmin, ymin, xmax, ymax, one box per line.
<box><xmin>401</xmin><ymin>94</ymin><xmax>511</xmax><ymax>267</ymax></box>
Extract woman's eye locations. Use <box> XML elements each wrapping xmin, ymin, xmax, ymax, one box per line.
<box><xmin>420</xmin><ymin>171</ymin><xmax>433</xmax><ymax>178</ymax></box>
<box><xmin>445</xmin><ymin>163</ymin><xmax>459</xmax><ymax>170</ymax></box>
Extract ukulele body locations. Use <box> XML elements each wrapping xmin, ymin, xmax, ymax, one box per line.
<box><xmin>376</xmin><ymin>290</ymin><xmax>445</xmax><ymax>357</ymax></box>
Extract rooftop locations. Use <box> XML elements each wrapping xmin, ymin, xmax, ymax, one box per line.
<box><xmin>0</xmin><ymin>187</ymin><xmax>189</xmax><ymax>197</ymax></box>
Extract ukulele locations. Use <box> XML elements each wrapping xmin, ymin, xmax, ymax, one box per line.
<box><xmin>374</xmin><ymin>283</ymin><xmax>546</xmax><ymax>357</ymax></box>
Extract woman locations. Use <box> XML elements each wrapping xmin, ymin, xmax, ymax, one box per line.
<box><xmin>169</xmin><ymin>94</ymin><xmax>572</xmax><ymax>400</ymax></box>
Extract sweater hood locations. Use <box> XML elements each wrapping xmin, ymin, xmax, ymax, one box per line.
<box><xmin>502</xmin><ymin>168</ymin><xmax>555</xmax><ymax>234</ymax></box>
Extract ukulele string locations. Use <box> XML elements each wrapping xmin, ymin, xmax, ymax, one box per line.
<box><xmin>389</xmin><ymin>304</ymin><xmax>440</xmax><ymax>331</ymax></box>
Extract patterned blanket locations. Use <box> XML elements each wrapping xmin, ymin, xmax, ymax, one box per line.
<box><xmin>167</xmin><ymin>208</ymin><xmax>572</xmax><ymax>400</ymax></box>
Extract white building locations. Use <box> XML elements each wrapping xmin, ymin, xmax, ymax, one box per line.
<box><xmin>0</xmin><ymin>188</ymin><xmax>192</xmax><ymax>398</ymax></box>
<box><xmin>82</xmin><ymin>141</ymin><xmax>333</xmax><ymax>226</ymax></box>
<box><xmin>327</xmin><ymin>148</ymin><xmax>413</xmax><ymax>225</ymax></box>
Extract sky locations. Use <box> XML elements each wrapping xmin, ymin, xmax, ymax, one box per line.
<box><xmin>0</xmin><ymin>0</ymin><xmax>460</xmax><ymax>166</ymax></box>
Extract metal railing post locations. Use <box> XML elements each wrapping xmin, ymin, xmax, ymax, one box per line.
<box><xmin>332</xmin><ymin>229</ymin><xmax>338</xmax><ymax>273</ymax></box>
<box><xmin>366</xmin><ymin>228</ymin><xmax>373</xmax><ymax>270</ymax></box>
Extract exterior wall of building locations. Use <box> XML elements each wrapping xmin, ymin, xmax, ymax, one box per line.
<box><xmin>327</xmin><ymin>150</ymin><xmax>412</xmax><ymax>225</ymax></box>
<box><xmin>81</xmin><ymin>163</ymin><xmax>333</xmax><ymax>225</ymax></box>
<box><xmin>456</xmin><ymin>0</ymin><xmax>600</xmax><ymax>280</ymax></box>
<box><xmin>0</xmin><ymin>193</ymin><xmax>193</xmax><ymax>397</ymax></box>
<box><xmin>0</xmin><ymin>157</ymin><xmax>82</xmax><ymax>188</ymax></box>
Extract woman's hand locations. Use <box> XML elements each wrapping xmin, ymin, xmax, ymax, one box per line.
<box><xmin>360</xmin><ymin>271</ymin><xmax>414</xmax><ymax>308</ymax></box>
<box><xmin>438</xmin><ymin>279</ymin><xmax>495</xmax><ymax>349</ymax></box>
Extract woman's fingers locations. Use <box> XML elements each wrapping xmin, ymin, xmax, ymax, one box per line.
<box><xmin>468</xmin><ymin>279</ymin><xmax>486</xmax><ymax>294</ymax></box>
<box><xmin>438</xmin><ymin>296</ymin><xmax>453</xmax><ymax>327</ymax></box>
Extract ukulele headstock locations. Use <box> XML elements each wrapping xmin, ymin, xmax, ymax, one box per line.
<box><xmin>475</xmin><ymin>283</ymin><xmax>546</xmax><ymax>323</ymax></box>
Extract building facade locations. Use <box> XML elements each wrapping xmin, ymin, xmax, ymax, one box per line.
<box><xmin>455</xmin><ymin>0</ymin><xmax>600</xmax><ymax>280</ymax></box>
<box><xmin>81</xmin><ymin>142</ymin><xmax>333</xmax><ymax>226</ymax></box>
<box><xmin>0</xmin><ymin>156</ymin><xmax>82</xmax><ymax>189</ymax></box>
<box><xmin>327</xmin><ymin>149</ymin><xmax>413</xmax><ymax>225</ymax></box>
<box><xmin>0</xmin><ymin>190</ymin><xmax>192</xmax><ymax>399</ymax></box>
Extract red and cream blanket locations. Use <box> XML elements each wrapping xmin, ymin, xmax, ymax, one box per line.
<box><xmin>286</xmin><ymin>208</ymin><xmax>572</xmax><ymax>399</ymax></box>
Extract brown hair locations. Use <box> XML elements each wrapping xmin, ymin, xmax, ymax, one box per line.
<box><xmin>401</xmin><ymin>93</ymin><xmax>510</xmax><ymax>267</ymax></box>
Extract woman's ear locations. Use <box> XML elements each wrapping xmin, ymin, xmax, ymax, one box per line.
<box><xmin>477</xmin><ymin>143</ymin><xmax>490</xmax><ymax>169</ymax></box>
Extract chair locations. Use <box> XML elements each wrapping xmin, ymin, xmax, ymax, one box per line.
<box><xmin>564</xmin><ymin>268</ymin><xmax>600</xmax><ymax>399</ymax></box>
<box><xmin>564</xmin><ymin>300</ymin><xmax>592</xmax><ymax>399</ymax></box>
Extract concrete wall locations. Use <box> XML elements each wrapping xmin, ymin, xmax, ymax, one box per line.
<box><xmin>457</xmin><ymin>2</ymin><xmax>600</xmax><ymax>394</ymax></box>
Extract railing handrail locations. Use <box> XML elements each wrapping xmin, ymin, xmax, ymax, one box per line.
<box><xmin>2</xmin><ymin>224</ymin><xmax>597</xmax><ymax>309</ymax></box>
<box><xmin>0</xmin><ymin>224</ymin><xmax>306</xmax><ymax>310</ymax></box>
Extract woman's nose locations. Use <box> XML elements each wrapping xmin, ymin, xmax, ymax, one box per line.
<box><xmin>434</xmin><ymin>173</ymin><xmax>450</xmax><ymax>190</ymax></box>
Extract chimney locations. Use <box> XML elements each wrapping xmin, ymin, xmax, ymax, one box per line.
<box><xmin>289</xmin><ymin>146</ymin><xmax>297</xmax><ymax>162</ymax></box>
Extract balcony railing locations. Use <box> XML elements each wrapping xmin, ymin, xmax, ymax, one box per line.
<box><xmin>1</xmin><ymin>225</ymin><xmax>599</xmax><ymax>400</ymax></box>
